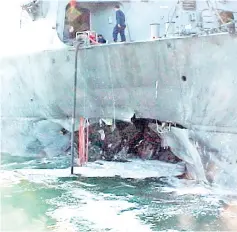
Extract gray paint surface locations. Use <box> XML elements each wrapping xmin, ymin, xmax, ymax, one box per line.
<box><xmin>1</xmin><ymin>0</ymin><xmax>237</xmax><ymax>183</ymax></box>
<box><xmin>2</xmin><ymin>33</ymin><xmax>237</xmax><ymax>129</ymax></box>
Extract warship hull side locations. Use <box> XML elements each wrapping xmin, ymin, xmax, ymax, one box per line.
<box><xmin>1</xmin><ymin>33</ymin><xmax>237</xmax><ymax>183</ymax></box>
<box><xmin>1</xmin><ymin>33</ymin><xmax>237</xmax><ymax>126</ymax></box>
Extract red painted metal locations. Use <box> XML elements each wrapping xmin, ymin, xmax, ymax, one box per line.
<box><xmin>78</xmin><ymin>117</ymin><xmax>89</xmax><ymax>166</ymax></box>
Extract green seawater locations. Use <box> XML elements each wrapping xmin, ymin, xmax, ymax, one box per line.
<box><xmin>1</xmin><ymin>153</ymin><xmax>236</xmax><ymax>231</ymax></box>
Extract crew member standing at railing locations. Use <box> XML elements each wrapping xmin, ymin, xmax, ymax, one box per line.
<box><xmin>113</xmin><ymin>5</ymin><xmax>126</xmax><ymax>42</ymax></box>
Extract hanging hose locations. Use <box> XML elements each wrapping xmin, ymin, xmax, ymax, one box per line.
<box><xmin>70</xmin><ymin>42</ymin><xmax>81</xmax><ymax>174</ymax></box>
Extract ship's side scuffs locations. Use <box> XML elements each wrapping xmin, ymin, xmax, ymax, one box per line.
<box><xmin>0</xmin><ymin>118</ymin><xmax>71</xmax><ymax>157</ymax></box>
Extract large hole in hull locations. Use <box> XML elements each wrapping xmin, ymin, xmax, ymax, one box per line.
<box><xmin>63</xmin><ymin>116</ymin><xmax>192</xmax><ymax>180</ymax></box>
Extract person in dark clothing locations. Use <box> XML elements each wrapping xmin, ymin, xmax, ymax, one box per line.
<box><xmin>98</xmin><ymin>34</ymin><xmax>107</xmax><ymax>44</ymax></box>
<box><xmin>113</xmin><ymin>5</ymin><xmax>126</xmax><ymax>42</ymax></box>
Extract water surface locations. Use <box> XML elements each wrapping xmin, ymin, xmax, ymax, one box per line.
<box><xmin>1</xmin><ymin>154</ymin><xmax>237</xmax><ymax>231</ymax></box>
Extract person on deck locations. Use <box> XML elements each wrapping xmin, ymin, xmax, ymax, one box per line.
<box><xmin>98</xmin><ymin>34</ymin><xmax>107</xmax><ymax>44</ymax></box>
<box><xmin>113</xmin><ymin>5</ymin><xmax>126</xmax><ymax>42</ymax></box>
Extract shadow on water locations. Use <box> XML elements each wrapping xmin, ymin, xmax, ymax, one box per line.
<box><xmin>1</xmin><ymin>153</ymin><xmax>71</xmax><ymax>169</ymax></box>
<box><xmin>1</xmin><ymin>153</ymin><xmax>36</xmax><ymax>165</ymax></box>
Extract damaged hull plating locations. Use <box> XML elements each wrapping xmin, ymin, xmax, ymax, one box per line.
<box><xmin>1</xmin><ymin>33</ymin><xmax>237</xmax><ymax>184</ymax></box>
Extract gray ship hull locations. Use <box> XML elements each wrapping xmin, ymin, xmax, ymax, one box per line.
<box><xmin>1</xmin><ymin>33</ymin><xmax>237</xmax><ymax>183</ymax></box>
<box><xmin>1</xmin><ymin>33</ymin><xmax>237</xmax><ymax>126</ymax></box>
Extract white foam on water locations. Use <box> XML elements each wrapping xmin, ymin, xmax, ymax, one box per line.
<box><xmin>0</xmin><ymin>170</ymin><xmax>24</xmax><ymax>187</ymax></box>
<box><xmin>2</xmin><ymin>162</ymin><xmax>236</xmax><ymax>231</ymax></box>
<box><xmin>15</xmin><ymin>159</ymin><xmax>185</xmax><ymax>180</ymax></box>
<box><xmin>49</xmin><ymin>188</ymin><xmax>153</xmax><ymax>232</ymax></box>
<box><xmin>174</xmin><ymin>185</ymin><xmax>212</xmax><ymax>195</ymax></box>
